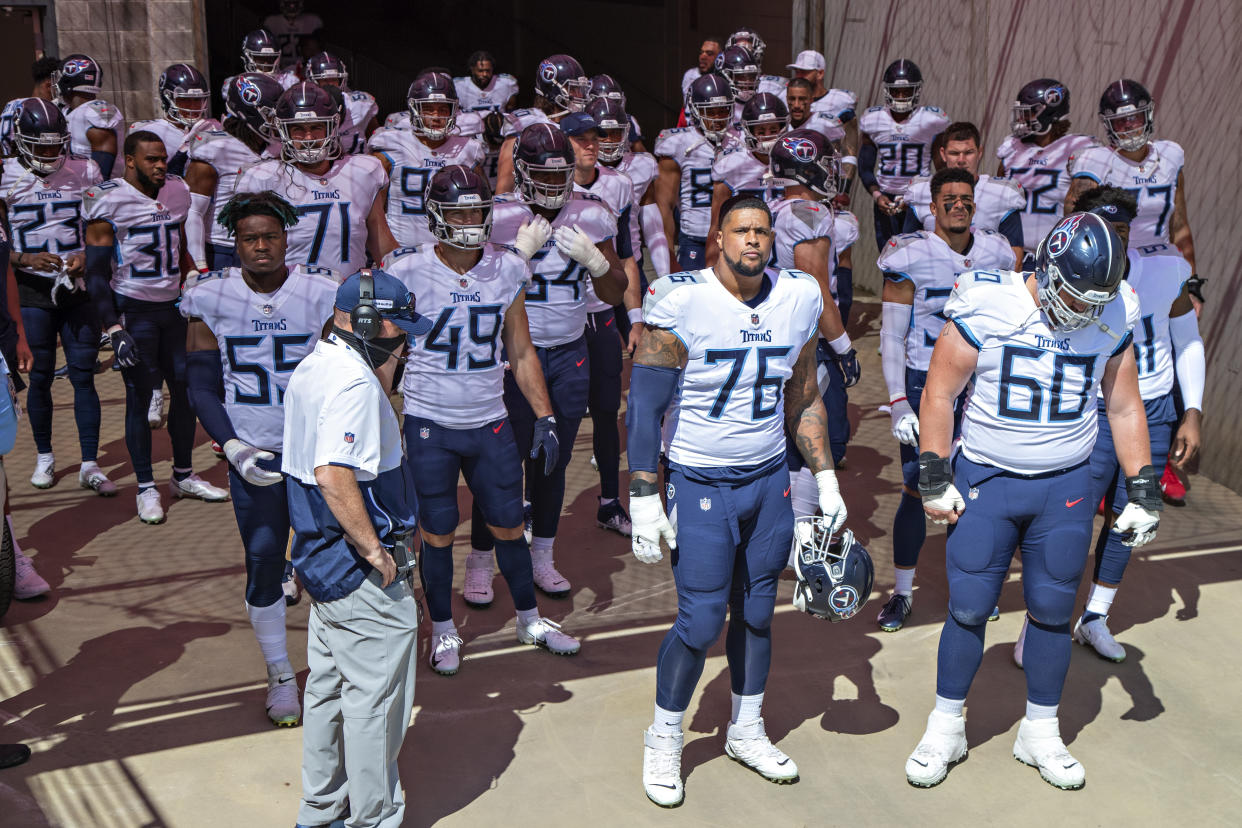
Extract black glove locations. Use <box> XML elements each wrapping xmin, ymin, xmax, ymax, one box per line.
<box><xmin>834</xmin><ymin>347</ymin><xmax>861</xmax><ymax>388</ymax></box>
<box><xmin>110</xmin><ymin>329</ymin><xmax>141</xmax><ymax>368</ymax></box>
<box><xmin>1185</xmin><ymin>274</ymin><xmax>1206</xmax><ymax>303</ymax></box>
<box><xmin>531</xmin><ymin>415</ymin><xmax>559</xmax><ymax>475</ymax></box>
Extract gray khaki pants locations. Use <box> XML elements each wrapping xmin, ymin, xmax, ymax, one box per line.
<box><xmin>297</xmin><ymin>572</ymin><xmax>418</xmax><ymax>828</ymax></box>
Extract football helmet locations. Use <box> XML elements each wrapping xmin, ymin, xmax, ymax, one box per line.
<box><xmin>534</xmin><ymin>54</ymin><xmax>590</xmax><ymax>115</ymax></box>
<box><xmin>426</xmin><ymin>165</ymin><xmax>493</xmax><ymax>249</ymax></box>
<box><xmin>1035</xmin><ymin>212</ymin><xmax>1127</xmax><ymax>332</ymax></box>
<box><xmin>1099</xmin><ymin>79</ymin><xmax>1154</xmax><ymax>152</ymax></box>
<box><xmin>513</xmin><ymin>123</ymin><xmax>575</xmax><ymax>209</ymax></box>
<box><xmin>225</xmin><ymin>73</ymin><xmax>284</xmax><ymax>140</ymax></box>
<box><xmin>1011</xmin><ymin>78</ymin><xmax>1070</xmax><ymax>139</ymax></box>
<box><xmin>791</xmin><ymin>519</ymin><xmax>874</xmax><ymax>622</ymax></box>
<box><xmin>241</xmin><ymin>29</ymin><xmax>282</xmax><ymax>75</ymax></box>
<box><xmin>305</xmin><ymin>52</ymin><xmax>348</xmax><ymax>87</ymax></box>
<box><xmin>769</xmin><ymin>129</ymin><xmax>839</xmax><ymax>198</ymax></box>
<box><xmin>687</xmin><ymin>73</ymin><xmax>734</xmax><ymax>145</ymax></box>
<box><xmin>273</xmin><ymin>82</ymin><xmax>340</xmax><ymax>164</ymax></box>
<box><xmin>589</xmin><ymin>74</ymin><xmax>626</xmax><ymax>107</ymax></box>
<box><xmin>586</xmin><ymin>97</ymin><xmax>628</xmax><ymax>162</ymax></box>
<box><xmin>716</xmin><ymin>45</ymin><xmax>760</xmax><ymax>102</ymax></box>
<box><xmin>726</xmin><ymin>27</ymin><xmax>767</xmax><ymax>64</ymax></box>
<box><xmin>158</xmin><ymin>63</ymin><xmax>210</xmax><ymax>129</ymax></box>
<box><xmin>14</xmin><ymin>98</ymin><xmax>69</xmax><ymax>175</ymax></box>
<box><xmin>407</xmin><ymin>72</ymin><xmax>458</xmax><ymax>141</ymax></box>
<box><xmin>739</xmin><ymin>92</ymin><xmax>788</xmax><ymax>154</ymax></box>
<box><xmin>52</xmin><ymin>54</ymin><xmax>102</xmax><ymax>104</ymax></box>
<box><xmin>882</xmin><ymin>59</ymin><xmax>922</xmax><ymax>113</ymax></box>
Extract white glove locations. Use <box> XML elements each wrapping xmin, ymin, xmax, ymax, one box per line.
<box><xmin>890</xmin><ymin>398</ymin><xmax>919</xmax><ymax>446</ymax></box>
<box><xmin>1112</xmin><ymin>501</ymin><xmax>1160</xmax><ymax>547</ymax></box>
<box><xmin>814</xmin><ymin>469</ymin><xmax>847</xmax><ymax>534</ymax></box>
<box><xmin>630</xmin><ymin>492</ymin><xmax>676</xmax><ymax>563</ymax></box>
<box><xmin>553</xmin><ymin>223</ymin><xmax>610</xmax><ymax>277</ymax></box>
<box><xmin>223</xmin><ymin>439</ymin><xmax>283</xmax><ymax>487</ymax></box>
<box><xmin>513</xmin><ymin>215</ymin><xmax>552</xmax><ymax>260</ymax></box>
<box><xmin>924</xmin><ymin>484</ymin><xmax>965</xmax><ymax>525</ymax></box>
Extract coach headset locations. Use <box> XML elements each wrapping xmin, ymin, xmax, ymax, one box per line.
<box><xmin>351</xmin><ymin>269</ymin><xmax>382</xmax><ymax>341</ymax></box>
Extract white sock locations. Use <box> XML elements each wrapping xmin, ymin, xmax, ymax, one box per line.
<box><xmin>731</xmin><ymin>691</ymin><xmax>764</xmax><ymax>725</ymax></box>
<box><xmin>80</xmin><ymin>460</ymin><xmax>100</xmax><ymax>473</ymax></box>
<box><xmin>466</xmin><ymin>549</ymin><xmax>494</xmax><ymax>568</ymax></box>
<box><xmin>516</xmin><ymin>608</ymin><xmax>540</xmax><ymax>627</ymax></box>
<box><xmin>1026</xmin><ymin>701</ymin><xmax>1058</xmax><ymax>720</ymax></box>
<box><xmin>894</xmin><ymin>567</ymin><xmax>916</xmax><ymax>596</ymax></box>
<box><xmin>1085</xmin><ymin>584</ymin><xmax>1117</xmax><ymax>617</ymax></box>
<box><xmin>431</xmin><ymin>619</ymin><xmax>457</xmax><ymax>637</ymax></box>
<box><xmin>652</xmin><ymin>704</ymin><xmax>684</xmax><ymax>736</ymax></box>
<box><xmin>531</xmin><ymin>536</ymin><xmax>555</xmax><ymax>560</ymax></box>
<box><xmin>246</xmin><ymin>600</ymin><xmax>289</xmax><ymax>665</ymax></box>
<box><xmin>790</xmin><ymin>468</ymin><xmax>817</xmax><ymax>519</ymax></box>
<box><xmin>934</xmin><ymin>695</ymin><xmax>964</xmax><ymax>717</ymax></box>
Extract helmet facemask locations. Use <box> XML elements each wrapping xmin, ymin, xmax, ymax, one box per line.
<box><xmin>409</xmin><ymin>97</ymin><xmax>458</xmax><ymax>141</ymax></box>
<box><xmin>883</xmin><ymin>80</ymin><xmax>921</xmax><ymax>113</ymax></box>
<box><xmin>1101</xmin><ymin>104</ymin><xmax>1153</xmax><ymax>152</ymax></box>
<box><xmin>743</xmin><ymin>114</ymin><xmax>788</xmax><ymax>154</ymax></box>
<box><xmin>515</xmin><ymin>160</ymin><xmax>573</xmax><ymax>209</ymax></box>
<box><xmin>791</xmin><ymin>519</ymin><xmax>868</xmax><ymax>622</ymax></box>
<box><xmin>725</xmin><ymin>67</ymin><xmax>759</xmax><ymax>102</ymax></box>
<box><xmin>17</xmin><ymin>128</ymin><xmax>69</xmax><ymax>175</ymax></box>
<box><xmin>428</xmin><ymin>198</ymin><xmax>493</xmax><ymax>249</ymax></box>
<box><xmin>1010</xmin><ymin>101</ymin><xmax>1048</xmax><ymax>138</ymax></box>
<box><xmin>164</xmin><ymin>90</ymin><xmax>210</xmax><ymax>129</ymax></box>
<box><xmin>277</xmin><ymin>113</ymin><xmax>340</xmax><ymax>164</ymax></box>
<box><xmin>1036</xmin><ymin>259</ymin><xmax>1115</xmax><ymax>331</ymax></box>
<box><xmin>244</xmin><ymin>48</ymin><xmax>281</xmax><ymax>75</ymax></box>
<box><xmin>690</xmin><ymin>99</ymin><xmax>733</xmax><ymax>145</ymax></box>
<box><xmin>596</xmin><ymin>122</ymin><xmax>627</xmax><ymax>163</ymax></box>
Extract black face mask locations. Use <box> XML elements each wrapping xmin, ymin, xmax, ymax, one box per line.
<box><xmin>332</xmin><ymin>325</ymin><xmax>407</xmax><ymax>372</ymax></box>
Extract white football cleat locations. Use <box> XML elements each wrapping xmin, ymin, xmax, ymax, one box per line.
<box><xmin>516</xmin><ymin>617</ymin><xmax>580</xmax><ymax>655</ymax></box>
<box><xmin>430</xmin><ymin>632</ymin><xmax>464</xmax><ymax>676</ymax></box>
<box><xmin>642</xmin><ymin>728</ymin><xmax>685</xmax><ymax>807</ymax></box>
<box><xmin>30</xmin><ymin>453</ymin><xmax>55</xmax><ymax>489</ymax></box>
<box><xmin>78</xmin><ymin>463</ymin><xmax>119</xmax><ymax>497</ymax></box>
<box><xmin>725</xmin><ymin>718</ymin><xmax>798</xmax><ymax>783</ymax></box>
<box><xmin>137</xmin><ymin>488</ymin><xmax>166</xmax><ymax>525</ymax></box>
<box><xmin>13</xmin><ymin>549</ymin><xmax>51</xmax><ymax>599</ymax></box>
<box><xmin>265</xmin><ymin>660</ymin><xmax>301</xmax><ymax>727</ymax></box>
<box><xmin>147</xmin><ymin>388</ymin><xmax>166</xmax><ymax>429</ymax></box>
<box><xmin>462</xmin><ymin>551</ymin><xmax>494</xmax><ymax>608</ymax></box>
<box><xmin>1013</xmin><ymin>716</ymin><xmax>1085</xmax><ymax>789</ymax></box>
<box><xmin>531</xmin><ymin>547</ymin><xmax>570</xmax><ymax>597</ymax></box>
<box><xmin>170</xmin><ymin>473</ymin><xmax>230</xmax><ymax>502</ymax></box>
<box><xmin>1073</xmin><ymin>614</ymin><xmax>1126</xmax><ymax>662</ymax></box>
<box><xmin>906</xmin><ymin>709</ymin><xmax>968</xmax><ymax>787</ymax></box>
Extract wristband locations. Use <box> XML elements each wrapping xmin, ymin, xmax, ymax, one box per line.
<box><xmin>628</xmin><ymin>307</ymin><xmax>643</xmax><ymax>324</ymax></box>
<box><xmin>629</xmin><ymin>478</ymin><xmax>659</xmax><ymax>497</ymax></box>
<box><xmin>1125</xmin><ymin>464</ymin><xmax>1164</xmax><ymax>512</ymax></box>
<box><xmin>826</xmin><ymin>332</ymin><xmax>852</xmax><ymax>355</ymax></box>
<box><xmin>917</xmin><ymin>452</ymin><xmax>952</xmax><ymax>498</ymax></box>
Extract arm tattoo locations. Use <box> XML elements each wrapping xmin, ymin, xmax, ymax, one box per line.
<box><xmin>784</xmin><ymin>340</ymin><xmax>831</xmax><ymax>474</ymax></box>
<box><xmin>633</xmin><ymin>325</ymin><xmax>688</xmax><ymax>369</ymax></box>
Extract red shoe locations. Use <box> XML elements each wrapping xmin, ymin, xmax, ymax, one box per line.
<box><xmin>211</xmin><ymin>441</ymin><xmax>226</xmax><ymax>459</ymax></box>
<box><xmin>1097</xmin><ymin>496</ymin><xmax>1106</xmax><ymax>516</ymax></box>
<box><xmin>1161</xmin><ymin>463</ymin><xmax>1186</xmax><ymax>506</ymax></box>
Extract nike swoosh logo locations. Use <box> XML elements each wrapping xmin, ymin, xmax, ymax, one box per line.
<box><xmin>605</xmin><ymin>317</ymin><xmax>614</xmax><ymax>326</ymax></box>
<box><xmin>651</xmin><ymin>783</ymin><xmax>677</xmax><ymax>789</ymax></box>
<box><xmin>783</xmin><ymin>487</ymin><xmax>791</xmax><ymax>497</ymax></box>
<box><xmin>776</xmin><ymin>758</ymin><xmax>789</xmax><ymax>765</ymax></box>
<box><xmin>648</xmin><ymin>287</ymin><xmax>656</xmax><ymax>294</ymax></box>
<box><xmin>1063</xmin><ymin>762</ymin><xmax>1079</xmax><ymax>769</ymax></box>
<box><xmin>493</xmin><ymin>423</ymin><xmax>504</xmax><ymax>433</ymax></box>
<box><xmin>576</xmin><ymin>358</ymin><xmax>586</xmax><ymax>367</ymax></box>
<box><xmin>277</xmin><ymin>676</ymin><xmax>296</xmax><ymax>685</ymax></box>
<box><xmin>1065</xmin><ymin>498</ymin><xmax>1083</xmax><ymax>508</ymax></box>
<box><xmin>910</xmin><ymin>758</ymin><xmax>928</xmax><ymax>767</ymax></box>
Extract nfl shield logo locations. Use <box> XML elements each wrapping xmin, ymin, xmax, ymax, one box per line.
<box><xmin>699</xmin><ymin>497</ymin><xmax>712</xmax><ymax>511</ymax></box>
<box><xmin>750</xmin><ymin>313</ymin><xmax>761</xmax><ymax>327</ymax></box>
<box><xmin>962</xmin><ymin>259</ymin><xmax>971</xmax><ymax>268</ymax></box>
<box><xmin>344</xmin><ymin>432</ymin><xmax>355</xmax><ymax>443</ymax></box>
<box><xmin>419</xmin><ymin>427</ymin><xmax>430</xmax><ymax>439</ymax></box>
<box><xmin>459</xmin><ymin>278</ymin><xmax>469</xmax><ymax>288</ymax></box>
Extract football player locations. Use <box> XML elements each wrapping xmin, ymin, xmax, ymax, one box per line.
<box><xmin>627</xmin><ymin>194</ymin><xmax>846</xmax><ymax>806</ymax></box>
<box><xmin>876</xmin><ymin>167</ymin><xmax>1016</xmax><ymax>632</ymax></box>
<box><xmin>129</xmin><ymin>64</ymin><xmax>217</xmax><ymax>177</ymax></box>
<box><xmin>859</xmin><ymin>59</ymin><xmax>950</xmax><ymax>249</ymax></box>
<box><xmin>784</xmin><ymin>78</ymin><xmax>851</xmax><ymax>200</ymax></box>
<box><xmin>902</xmin><ymin>122</ymin><xmax>1025</xmax><ymax>264</ymax></box>
<box><xmin>776</xmin><ymin>51</ymin><xmax>858</xmax><ymax>173</ymax></box>
<box><xmin>367</xmin><ymin>72</ymin><xmax>486</xmax><ymax>248</ymax></box>
<box><xmin>996</xmin><ymin>79</ymin><xmax>1094</xmax><ymax>264</ymax></box>
<box><xmin>680</xmin><ymin>38</ymin><xmax>723</xmax><ymax>99</ymax></box>
<box><xmin>467</xmin><ymin>124</ymin><xmax>627</xmax><ymax>600</ymax></box>
<box><xmin>494</xmin><ymin>54</ymin><xmax>590</xmax><ymax>194</ymax></box>
<box><xmin>83</xmin><ymin>131</ymin><xmax>229</xmax><ymax>523</ymax></box>
<box><xmin>262</xmin><ymin>0</ymin><xmax>323</xmax><ymax>70</ymax></box>
<box><xmin>183</xmin><ymin>191</ymin><xmax>338</xmax><ymax>725</ymax></box>
<box><xmin>52</xmin><ymin>54</ymin><xmax>125</xmax><ymax>179</ymax></box>
<box><xmin>0</xmin><ymin>56</ymin><xmax>60</xmax><ymax>158</ymax></box>
<box><xmin>1</xmin><ymin>99</ymin><xmax>113</xmax><ymax>494</ymax></box>
<box><xmin>386</xmin><ymin>166</ymin><xmax>580</xmax><ymax>673</ymax></box>
<box><xmin>716</xmin><ymin>45</ymin><xmax>761</xmax><ymax>118</ymax></box>
<box><xmin>305</xmin><ymin>52</ymin><xmax>379</xmax><ymax>155</ymax></box>
<box><xmin>588</xmin><ymin>74</ymin><xmax>646</xmax><ymax>152</ymax></box>
<box><xmin>654</xmin><ymin>73</ymin><xmax>736</xmax><ymax>271</ymax></box>
<box><xmin>726</xmin><ymin>27</ymin><xmax>767</xmax><ymax>63</ymax></box>
<box><xmin>455</xmin><ymin>51</ymin><xmax>519</xmax><ymax>114</ymax></box>
<box><xmin>220</xmin><ymin>29</ymin><xmax>300</xmax><ymax>101</ymax></box>
<box><xmin>705</xmin><ymin>92</ymin><xmax>789</xmax><ymax>265</ymax></box>
<box><xmin>239</xmin><ymin>83</ymin><xmax>396</xmax><ymax>277</ymax></box>
<box><xmin>185</xmin><ymin>73</ymin><xmax>284</xmax><ymax>272</ymax></box>
<box><xmin>905</xmin><ymin>212</ymin><xmax>1156</xmax><ymax>791</ymax></box>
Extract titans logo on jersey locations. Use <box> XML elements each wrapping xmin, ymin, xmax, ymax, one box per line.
<box><xmin>82</xmin><ymin>176</ymin><xmax>191</xmax><ymax>302</ymax></box>
<box><xmin>997</xmin><ymin>133</ymin><xmax>1095</xmax><ymax>254</ymax></box>
<box><xmin>1125</xmin><ymin>243</ymin><xmax>1191</xmax><ymax>400</ymax></box>
<box><xmin>180</xmin><ymin>264</ymin><xmax>339</xmax><ymax>451</ymax></box>
<box><xmin>859</xmin><ymin>105</ymin><xmax>950</xmax><ymax>193</ymax></box>
<box><xmin>385</xmin><ymin>244</ymin><xmax>527</xmax><ymax>428</ymax></box>
<box><xmin>653</xmin><ymin>127</ymin><xmax>717</xmax><ymax>240</ymax></box>
<box><xmin>879</xmin><ymin>230</ymin><xmax>1016</xmax><ymax>371</ymax></box>
<box><xmin>1068</xmin><ymin>140</ymin><xmax>1184</xmax><ymax>249</ymax></box>
<box><xmin>237</xmin><ymin>155</ymin><xmax>387</xmax><ymax>277</ymax></box>
<box><xmin>2</xmin><ymin>156</ymin><xmax>101</xmax><ymax>262</ymax></box>
<box><xmin>66</xmin><ymin>99</ymin><xmax>126</xmax><ymax>178</ymax></box>
<box><xmin>945</xmin><ymin>268</ymin><xmax>1140</xmax><ymax>473</ymax></box>
<box><xmin>644</xmin><ymin>267</ymin><xmax>822</xmax><ymax>468</ymax></box>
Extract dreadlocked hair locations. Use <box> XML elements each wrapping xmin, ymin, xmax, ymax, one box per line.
<box><xmin>216</xmin><ymin>190</ymin><xmax>300</xmax><ymax>236</ymax></box>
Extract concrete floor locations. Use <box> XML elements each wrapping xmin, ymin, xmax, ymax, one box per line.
<box><xmin>1</xmin><ymin>299</ymin><xmax>1240</xmax><ymax>827</ymax></box>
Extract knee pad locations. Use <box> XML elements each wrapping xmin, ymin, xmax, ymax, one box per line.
<box><xmin>1024</xmin><ymin>585</ymin><xmax>1078</xmax><ymax>627</ymax></box>
<box><xmin>674</xmin><ymin>601</ymin><xmax>728</xmax><ymax>653</ymax></box>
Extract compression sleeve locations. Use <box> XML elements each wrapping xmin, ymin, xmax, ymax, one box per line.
<box><xmin>186</xmin><ymin>192</ymin><xmax>212</xmax><ymax>270</ymax></box>
<box><xmin>835</xmin><ymin>265</ymin><xmax>853</xmax><ymax>326</ymax></box>
<box><xmin>85</xmin><ymin>245</ymin><xmax>119</xmax><ymax>329</ymax></box>
<box><xmin>186</xmin><ymin>348</ymin><xmax>240</xmax><ymax>444</ymax></box>
<box><xmin>1169</xmin><ymin>310</ymin><xmax>1205</xmax><ymax>411</ymax></box>
<box><xmin>881</xmin><ymin>301</ymin><xmax>912</xmax><ymax>403</ymax></box>
<box><xmin>624</xmin><ymin>364</ymin><xmax>680</xmax><ymax>473</ymax></box>
<box><xmin>858</xmin><ymin>142</ymin><xmax>879</xmax><ymax>192</ymax></box>
<box><xmin>998</xmin><ymin>210</ymin><xmax>1024</xmax><ymax>250</ymax></box>
<box><xmin>640</xmin><ymin>202</ymin><xmax>670</xmax><ymax>277</ymax></box>
<box><xmin>90</xmin><ymin>151</ymin><xmax>115</xmax><ymax>177</ymax></box>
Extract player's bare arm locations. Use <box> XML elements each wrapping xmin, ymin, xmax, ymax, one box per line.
<box><xmin>86</xmin><ymin>126</ymin><xmax>116</xmax><ymax>157</ymax></box>
<box><xmin>587</xmin><ymin>239</ymin><xmax>627</xmax><ymax>305</ymax></box>
<box><xmin>495</xmin><ymin>135</ymin><xmax>517</xmax><ymax>193</ymax></box>
<box><xmin>1100</xmin><ymin>344</ymin><xmax>1152</xmax><ymax>478</ymax></box>
<box><xmin>365</xmin><ymin>189</ymin><xmax>398</xmax><ymax>263</ymax></box>
<box><xmin>1169</xmin><ymin>169</ymin><xmax>1196</xmax><ymax>271</ymax></box>
<box><xmin>1063</xmin><ymin>175</ymin><xmax>1096</xmax><ymax>213</ymax></box>
<box><xmin>654</xmin><ymin>157</ymin><xmax>681</xmax><ymax>262</ymax></box>
<box><xmin>793</xmin><ymin>237</ymin><xmax>848</xmax><ymax>341</ymax></box>
<box><xmin>501</xmin><ymin>292</ymin><xmax>554</xmax><ymax>420</ymax></box>
<box><xmin>785</xmin><ymin>337</ymin><xmax>831</xmax><ymax>475</ymax></box>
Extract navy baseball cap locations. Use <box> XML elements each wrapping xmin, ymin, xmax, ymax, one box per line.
<box><xmin>559</xmin><ymin>112</ymin><xmax>599</xmax><ymax>136</ymax></box>
<box><xmin>335</xmin><ymin>268</ymin><xmax>433</xmax><ymax>336</ymax></box>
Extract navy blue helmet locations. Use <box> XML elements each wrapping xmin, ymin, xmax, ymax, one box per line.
<box><xmin>513</xmin><ymin>122</ymin><xmax>575</xmax><ymax>208</ymax></box>
<box><xmin>53</xmin><ymin>54</ymin><xmax>102</xmax><ymax>103</ymax></box>
<box><xmin>14</xmin><ymin>98</ymin><xmax>69</xmax><ymax>175</ymax></box>
<box><xmin>739</xmin><ymin>92</ymin><xmax>788</xmax><ymax>153</ymax></box>
<box><xmin>534</xmin><ymin>54</ymin><xmax>589</xmax><ymax>114</ymax></box>
<box><xmin>727</xmin><ymin>27</ymin><xmax>767</xmax><ymax>64</ymax></box>
<box><xmin>586</xmin><ymin>97</ymin><xmax>628</xmax><ymax>162</ymax></box>
<box><xmin>792</xmin><ymin>522</ymin><xmax>874</xmax><ymax>622</ymax></box>
<box><xmin>426</xmin><ymin>165</ymin><xmax>493</xmax><ymax>249</ymax></box>
<box><xmin>715</xmin><ymin>45</ymin><xmax>760</xmax><ymax>102</ymax></box>
<box><xmin>1035</xmin><ymin>212</ymin><xmax>1127</xmax><ymax>331</ymax></box>
<box><xmin>589</xmin><ymin>74</ymin><xmax>626</xmax><ymax>108</ymax></box>
<box><xmin>770</xmin><ymin>129</ymin><xmax>839</xmax><ymax>198</ymax></box>
<box><xmin>241</xmin><ymin>29</ymin><xmax>281</xmax><ymax>74</ymax></box>
<box><xmin>1011</xmin><ymin>78</ymin><xmax>1070</xmax><ymax>139</ymax></box>
<box><xmin>1099</xmin><ymin>79</ymin><xmax>1153</xmax><ymax>151</ymax></box>
<box><xmin>305</xmin><ymin>52</ymin><xmax>348</xmax><ymax>87</ymax></box>
<box><xmin>225</xmin><ymin>73</ymin><xmax>284</xmax><ymax>140</ymax></box>
<box><xmin>158</xmin><ymin>63</ymin><xmax>210</xmax><ymax>128</ymax></box>
<box><xmin>687</xmin><ymin>72</ymin><xmax>734</xmax><ymax>144</ymax></box>
<box><xmin>407</xmin><ymin>72</ymin><xmax>458</xmax><ymax>140</ymax></box>
<box><xmin>273</xmin><ymin>82</ymin><xmax>340</xmax><ymax>163</ymax></box>
<box><xmin>882</xmin><ymin>59</ymin><xmax>922</xmax><ymax>113</ymax></box>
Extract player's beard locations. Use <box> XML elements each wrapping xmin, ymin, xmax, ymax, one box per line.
<box><xmin>724</xmin><ymin>247</ymin><xmax>767</xmax><ymax>279</ymax></box>
<box><xmin>136</xmin><ymin>166</ymin><xmax>164</xmax><ymax>193</ymax></box>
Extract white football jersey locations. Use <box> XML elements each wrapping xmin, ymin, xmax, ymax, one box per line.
<box><xmin>1067</xmin><ymin>140</ymin><xmax>1184</xmax><ymax>248</ymax></box>
<box><xmin>904</xmin><ymin>174</ymin><xmax>1026</xmax><ymax>237</ymax></box>
<box><xmin>186</xmin><ymin>129</ymin><xmax>265</xmax><ymax>248</ymax></box>
<box><xmin>237</xmin><ymin>154</ymin><xmax>387</xmax><ymax>276</ymax></box>
<box><xmin>576</xmin><ymin>165</ymin><xmax>633</xmax><ymax>312</ymax></box>
<box><xmin>262</xmin><ymin>12</ymin><xmax>324</xmax><ymax>67</ymax></box>
<box><xmin>2</xmin><ymin>157</ymin><xmax>102</xmax><ymax>263</ymax></box>
<box><xmin>501</xmin><ymin>108</ymin><xmax>553</xmax><ymax>138</ymax></box>
<box><xmin>81</xmin><ymin>176</ymin><xmax>191</xmax><ymax>302</ymax></box>
<box><xmin>653</xmin><ymin>126</ymin><xmax>717</xmax><ymax>239</ymax></box>
<box><xmin>682</xmin><ymin>67</ymin><xmax>708</xmax><ymax>98</ymax></box>
<box><xmin>615</xmin><ymin>150</ymin><xmax>657</xmax><ymax>255</ymax></box>
<box><xmin>996</xmin><ymin>133</ymin><xmax>1095</xmax><ymax>254</ymax></box>
<box><xmin>366</xmin><ymin>128</ymin><xmax>488</xmax><ymax>247</ymax></box>
<box><xmin>0</xmin><ymin>98</ymin><xmax>21</xmax><ymax>156</ymax></box>
<box><xmin>454</xmin><ymin>74</ymin><xmax>519</xmax><ymax>112</ymax></box>
<box><xmin>771</xmin><ymin>197</ymin><xmax>834</xmax><ymax>274</ymax></box>
<box><xmin>129</xmin><ymin>119</ymin><xmax>187</xmax><ymax>159</ymax></box>
<box><xmin>492</xmin><ymin>192</ymin><xmax>615</xmax><ymax>347</ymax></box>
<box><xmin>712</xmin><ymin>144</ymin><xmax>784</xmax><ymax>204</ymax></box>
<box><xmin>386</xmin><ymin>244</ymin><xmax>527</xmax><ymax>428</ymax></box>
<box><xmin>66</xmin><ymin>99</ymin><xmax>125</xmax><ymax>178</ymax></box>
<box><xmin>645</xmin><ymin>267</ymin><xmax>822</xmax><ymax>468</ymax></box>
<box><xmin>946</xmin><ymin>269</ymin><xmax>1140</xmax><ymax>473</ymax></box>
<box><xmin>180</xmin><ymin>264</ymin><xmax>339</xmax><ymax>450</ymax></box>
<box><xmin>878</xmin><ymin>230</ymin><xmax>1016</xmax><ymax>371</ymax></box>
<box><xmin>811</xmin><ymin>89</ymin><xmax>859</xmax><ymax>121</ymax></box>
<box><xmin>830</xmin><ymin>211</ymin><xmax>859</xmax><ymax>297</ymax></box>
<box><xmin>338</xmin><ymin>90</ymin><xmax>379</xmax><ymax>156</ymax></box>
<box><xmin>858</xmin><ymin>105</ymin><xmax>950</xmax><ymax>193</ymax></box>
<box><xmin>1126</xmin><ymin>243</ymin><xmax>1191</xmax><ymax>400</ymax></box>
<box><xmin>792</xmin><ymin>112</ymin><xmax>845</xmax><ymax>143</ymax></box>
